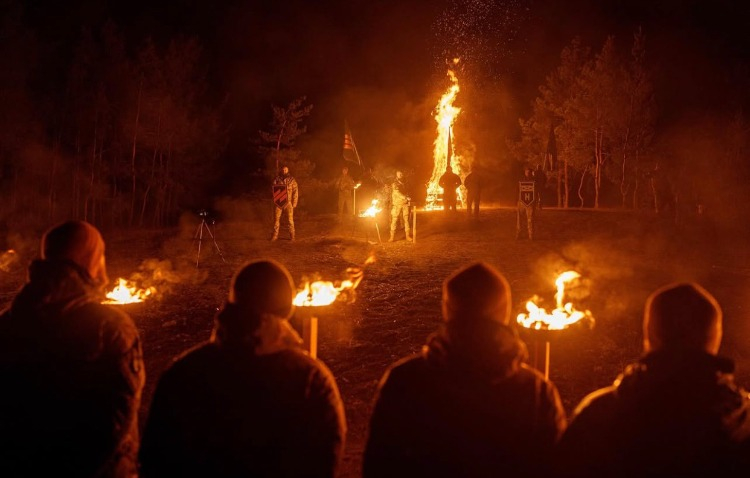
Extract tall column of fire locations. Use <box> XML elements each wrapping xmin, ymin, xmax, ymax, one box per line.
<box><xmin>426</xmin><ymin>60</ymin><xmax>463</xmax><ymax>210</ymax></box>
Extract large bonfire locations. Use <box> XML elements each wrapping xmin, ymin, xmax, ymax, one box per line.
<box><xmin>425</xmin><ymin>58</ymin><xmax>463</xmax><ymax>210</ymax></box>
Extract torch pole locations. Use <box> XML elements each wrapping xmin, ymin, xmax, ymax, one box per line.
<box><xmin>353</xmin><ymin>189</ymin><xmax>356</xmax><ymax>217</ymax></box>
<box><xmin>374</xmin><ymin>221</ymin><xmax>382</xmax><ymax>243</ymax></box>
<box><xmin>544</xmin><ymin>341</ymin><xmax>550</xmax><ymax>380</ymax></box>
<box><xmin>310</xmin><ymin>316</ymin><xmax>318</xmax><ymax>359</ymax></box>
<box><xmin>412</xmin><ymin>207</ymin><xmax>417</xmax><ymax>243</ymax></box>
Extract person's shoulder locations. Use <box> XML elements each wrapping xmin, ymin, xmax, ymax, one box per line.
<box><xmin>572</xmin><ymin>384</ymin><xmax>619</xmax><ymax>419</ymax></box>
<box><xmin>382</xmin><ymin>354</ymin><xmax>425</xmax><ymax>382</ymax></box>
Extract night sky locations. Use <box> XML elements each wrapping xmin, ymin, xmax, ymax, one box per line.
<box><xmin>11</xmin><ymin>0</ymin><xmax>750</xmax><ymax>196</ymax></box>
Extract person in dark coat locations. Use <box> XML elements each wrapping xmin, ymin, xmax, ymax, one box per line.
<box><xmin>439</xmin><ymin>165</ymin><xmax>462</xmax><ymax>212</ymax></box>
<box><xmin>556</xmin><ymin>282</ymin><xmax>750</xmax><ymax>478</ymax></box>
<box><xmin>140</xmin><ymin>259</ymin><xmax>346</xmax><ymax>478</ymax></box>
<box><xmin>364</xmin><ymin>262</ymin><xmax>566</xmax><ymax>478</ymax></box>
<box><xmin>0</xmin><ymin>220</ymin><xmax>145</xmax><ymax>477</ymax></box>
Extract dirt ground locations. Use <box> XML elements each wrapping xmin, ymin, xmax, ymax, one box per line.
<box><xmin>2</xmin><ymin>205</ymin><xmax>750</xmax><ymax>477</ymax></box>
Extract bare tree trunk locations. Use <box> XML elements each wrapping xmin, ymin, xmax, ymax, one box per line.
<box><xmin>578</xmin><ymin>167</ymin><xmax>587</xmax><ymax>208</ymax></box>
<box><xmin>564</xmin><ymin>157</ymin><xmax>570</xmax><ymax>208</ymax></box>
<box><xmin>130</xmin><ymin>79</ymin><xmax>142</xmax><ymax>227</ymax></box>
<box><xmin>140</xmin><ymin>107</ymin><xmax>161</xmax><ymax>226</ymax></box>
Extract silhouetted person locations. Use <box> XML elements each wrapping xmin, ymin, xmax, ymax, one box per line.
<box><xmin>0</xmin><ymin>220</ymin><xmax>145</xmax><ymax>477</ymax></box>
<box><xmin>364</xmin><ymin>262</ymin><xmax>566</xmax><ymax>478</ymax></box>
<box><xmin>464</xmin><ymin>167</ymin><xmax>481</xmax><ymax>218</ymax></box>
<box><xmin>439</xmin><ymin>165</ymin><xmax>462</xmax><ymax>212</ymax></box>
<box><xmin>533</xmin><ymin>165</ymin><xmax>546</xmax><ymax>209</ymax></box>
<box><xmin>140</xmin><ymin>259</ymin><xmax>346</xmax><ymax>478</ymax></box>
<box><xmin>556</xmin><ymin>282</ymin><xmax>750</xmax><ymax>478</ymax></box>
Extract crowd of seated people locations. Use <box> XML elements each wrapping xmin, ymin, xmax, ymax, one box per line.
<box><xmin>0</xmin><ymin>220</ymin><xmax>748</xmax><ymax>477</ymax></box>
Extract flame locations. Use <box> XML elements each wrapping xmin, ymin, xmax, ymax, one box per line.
<box><xmin>293</xmin><ymin>267</ymin><xmax>365</xmax><ymax>307</ymax></box>
<box><xmin>516</xmin><ymin>271</ymin><xmax>594</xmax><ymax>331</ymax></box>
<box><xmin>103</xmin><ymin>278</ymin><xmax>156</xmax><ymax>305</ymax></box>
<box><xmin>425</xmin><ymin>58</ymin><xmax>464</xmax><ymax>210</ymax></box>
<box><xmin>359</xmin><ymin>199</ymin><xmax>382</xmax><ymax>218</ymax></box>
<box><xmin>0</xmin><ymin>249</ymin><xmax>17</xmax><ymax>272</ymax></box>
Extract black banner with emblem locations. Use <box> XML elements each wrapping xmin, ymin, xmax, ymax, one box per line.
<box><xmin>273</xmin><ymin>184</ymin><xmax>289</xmax><ymax>208</ymax></box>
<box><xmin>519</xmin><ymin>181</ymin><xmax>536</xmax><ymax>207</ymax></box>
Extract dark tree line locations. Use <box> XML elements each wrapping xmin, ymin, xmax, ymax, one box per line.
<box><xmin>0</xmin><ymin>8</ymin><xmax>227</xmax><ymax>231</ymax></box>
<box><xmin>512</xmin><ymin>30</ymin><xmax>750</xmax><ymax>222</ymax></box>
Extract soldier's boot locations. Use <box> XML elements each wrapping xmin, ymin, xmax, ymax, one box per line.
<box><xmin>290</xmin><ymin>230</ymin><xmax>295</xmax><ymax>242</ymax></box>
<box><xmin>405</xmin><ymin>231</ymin><xmax>413</xmax><ymax>242</ymax></box>
<box><xmin>388</xmin><ymin>232</ymin><xmax>395</xmax><ymax>242</ymax></box>
<box><xmin>270</xmin><ymin>233</ymin><xmax>278</xmax><ymax>242</ymax></box>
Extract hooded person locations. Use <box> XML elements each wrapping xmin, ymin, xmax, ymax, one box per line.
<box><xmin>556</xmin><ymin>282</ymin><xmax>750</xmax><ymax>478</ymax></box>
<box><xmin>364</xmin><ymin>262</ymin><xmax>566</xmax><ymax>478</ymax></box>
<box><xmin>140</xmin><ymin>259</ymin><xmax>346</xmax><ymax>478</ymax></box>
<box><xmin>0</xmin><ymin>220</ymin><xmax>144</xmax><ymax>477</ymax></box>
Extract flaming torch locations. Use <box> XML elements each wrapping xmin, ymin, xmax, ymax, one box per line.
<box><xmin>293</xmin><ymin>266</ymin><xmax>366</xmax><ymax>358</ymax></box>
<box><xmin>103</xmin><ymin>278</ymin><xmax>156</xmax><ymax>305</ymax></box>
<box><xmin>358</xmin><ymin>199</ymin><xmax>383</xmax><ymax>243</ymax></box>
<box><xmin>425</xmin><ymin>59</ymin><xmax>464</xmax><ymax>210</ymax></box>
<box><xmin>516</xmin><ymin>271</ymin><xmax>595</xmax><ymax>379</ymax></box>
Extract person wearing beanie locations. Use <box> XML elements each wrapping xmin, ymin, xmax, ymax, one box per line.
<box><xmin>556</xmin><ymin>282</ymin><xmax>750</xmax><ymax>478</ymax></box>
<box><xmin>140</xmin><ymin>259</ymin><xmax>346</xmax><ymax>478</ymax></box>
<box><xmin>0</xmin><ymin>220</ymin><xmax>144</xmax><ymax>477</ymax></box>
<box><xmin>364</xmin><ymin>262</ymin><xmax>566</xmax><ymax>478</ymax></box>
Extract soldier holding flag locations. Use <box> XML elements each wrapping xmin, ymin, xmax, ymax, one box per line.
<box><xmin>271</xmin><ymin>166</ymin><xmax>299</xmax><ymax>241</ymax></box>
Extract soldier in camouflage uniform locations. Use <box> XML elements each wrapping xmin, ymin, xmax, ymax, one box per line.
<box><xmin>516</xmin><ymin>167</ymin><xmax>538</xmax><ymax>240</ymax></box>
<box><xmin>389</xmin><ymin>170</ymin><xmax>412</xmax><ymax>242</ymax></box>
<box><xmin>271</xmin><ymin>166</ymin><xmax>299</xmax><ymax>241</ymax></box>
<box><xmin>335</xmin><ymin>166</ymin><xmax>356</xmax><ymax>221</ymax></box>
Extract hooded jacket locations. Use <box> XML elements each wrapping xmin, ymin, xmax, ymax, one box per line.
<box><xmin>364</xmin><ymin>323</ymin><xmax>566</xmax><ymax>478</ymax></box>
<box><xmin>139</xmin><ymin>305</ymin><xmax>346</xmax><ymax>478</ymax></box>
<box><xmin>556</xmin><ymin>350</ymin><xmax>750</xmax><ymax>478</ymax></box>
<box><xmin>0</xmin><ymin>259</ymin><xmax>144</xmax><ymax>478</ymax></box>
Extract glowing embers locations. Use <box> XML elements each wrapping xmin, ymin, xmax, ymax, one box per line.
<box><xmin>293</xmin><ymin>267</ymin><xmax>365</xmax><ymax>307</ymax></box>
<box><xmin>517</xmin><ymin>271</ymin><xmax>595</xmax><ymax>331</ymax></box>
<box><xmin>103</xmin><ymin>278</ymin><xmax>156</xmax><ymax>305</ymax></box>
<box><xmin>359</xmin><ymin>199</ymin><xmax>382</xmax><ymax>218</ymax></box>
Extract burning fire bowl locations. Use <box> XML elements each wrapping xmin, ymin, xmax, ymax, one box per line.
<box><xmin>515</xmin><ymin>319</ymin><xmax>594</xmax><ymax>344</ymax></box>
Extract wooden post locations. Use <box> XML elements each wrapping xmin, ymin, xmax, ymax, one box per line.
<box><xmin>310</xmin><ymin>316</ymin><xmax>318</xmax><ymax>359</ymax></box>
<box><xmin>302</xmin><ymin>314</ymin><xmax>319</xmax><ymax>359</ymax></box>
<box><xmin>544</xmin><ymin>341</ymin><xmax>550</xmax><ymax>380</ymax></box>
<box><xmin>412</xmin><ymin>207</ymin><xmax>417</xmax><ymax>243</ymax></box>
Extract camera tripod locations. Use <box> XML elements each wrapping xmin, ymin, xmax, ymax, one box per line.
<box><xmin>193</xmin><ymin>214</ymin><xmax>226</xmax><ymax>267</ymax></box>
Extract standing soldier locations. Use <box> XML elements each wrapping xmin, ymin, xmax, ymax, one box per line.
<box><xmin>439</xmin><ymin>165</ymin><xmax>462</xmax><ymax>212</ymax></box>
<box><xmin>335</xmin><ymin>166</ymin><xmax>356</xmax><ymax>221</ymax></box>
<box><xmin>464</xmin><ymin>166</ymin><xmax>481</xmax><ymax>218</ymax></box>
<box><xmin>271</xmin><ymin>165</ymin><xmax>299</xmax><ymax>241</ymax></box>
<box><xmin>516</xmin><ymin>167</ymin><xmax>538</xmax><ymax>240</ymax></box>
<box><xmin>389</xmin><ymin>170</ymin><xmax>412</xmax><ymax>242</ymax></box>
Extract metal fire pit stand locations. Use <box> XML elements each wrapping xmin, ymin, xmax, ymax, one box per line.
<box><xmin>297</xmin><ymin>306</ymin><xmax>324</xmax><ymax>359</ymax></box>
<box><xmin>353</xmin><ymin>215</ymin><xmax>382</xmax><ymax>244</ymax></box>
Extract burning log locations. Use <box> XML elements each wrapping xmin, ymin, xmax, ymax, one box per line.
<box><xmin>103</xmin><ymin>278</ymin><xmax>156</xmax><ymax>305</ymax></box>
<box><xmin>516</xmin><ymin>271</ymin><xmax>595</xmax><ymax>379</ymax></box>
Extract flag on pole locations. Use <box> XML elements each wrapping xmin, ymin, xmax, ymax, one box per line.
<box><xmin>343</xmin><ymin>121</ymin><xmax>362</xmax><ymax>167</ymax></box>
